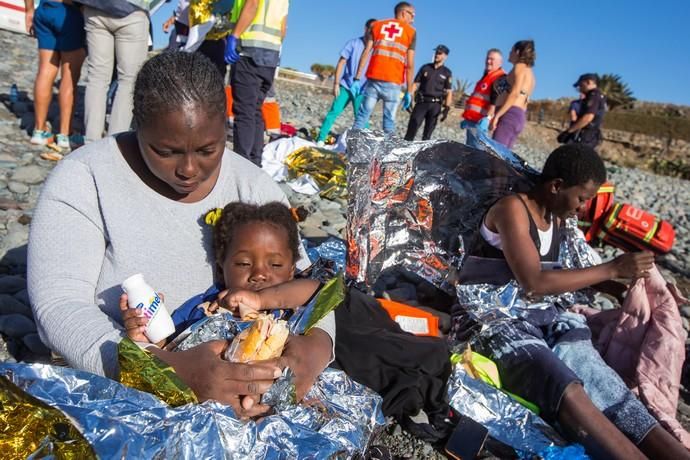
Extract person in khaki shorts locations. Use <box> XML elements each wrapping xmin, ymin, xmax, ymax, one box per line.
<box><xmin>80</xmin><ymin>1</ymin><xmax>149</xmax><ymax>142</ymax></box>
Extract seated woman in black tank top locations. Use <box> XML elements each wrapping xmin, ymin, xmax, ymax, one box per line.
<box><xmin>456</xmin><ymin>144</ymin><xmax>688</xmax><ymax>460</ymax></box>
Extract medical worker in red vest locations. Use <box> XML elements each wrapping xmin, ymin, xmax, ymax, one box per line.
<box><xmin>351</xmin><ymin>2</ymin><xmax>416</xmax><ymax>134</ymax></box>
<box><xmin>461</xmin><ymin>48</ymin><xmax>505</xmax><ymax>148</ymax></box>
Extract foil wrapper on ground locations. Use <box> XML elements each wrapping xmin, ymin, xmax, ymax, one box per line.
<box><xmin>118</xmin><ymin>338</ymin><xmax>197</xmax><ymax>406</ymax></box>
<box><xmin>285</xmin><ymin>146</ymin><xmax>347</xmax><ymax>199</ymax></box>
<box><xmin>189</xmin><ymin>0</ymin><xmax>235</xmax><ymax>40</ymax></box>
<box><xmin>346</xmin><ymin>129</ymin><xmax>537</xmax><ymax>293</ymax></box>
<box><xmin>0</xmin><ymin>362</ymin><xmax>384</xmax><ymax>459</ymax></box>
<box><xmin>446</xmin><ymin>363</ymin><xmax>567</xmax><ymax>455</ymax></box>
<box><xmin>0</xmin><ymin>373</ymin><xmax>96</xmax><ymax>459</ymax></box>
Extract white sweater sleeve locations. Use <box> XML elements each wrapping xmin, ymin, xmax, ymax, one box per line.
<box><xmin>28</xmin><ymin>160</ymin><xmax>124</xmax><ymax>378</ymax></box>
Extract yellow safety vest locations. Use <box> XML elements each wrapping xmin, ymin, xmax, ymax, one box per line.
<box><xmin>230</xmin><ymin>0</ymin><xmax>288</xmax><ymax>51</ymax></box>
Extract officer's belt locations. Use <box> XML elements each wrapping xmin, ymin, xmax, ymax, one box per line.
<box><xmin>416</xmin><ymin>94</ymin><xmax>443</xmax><ymax>104</ymax></box>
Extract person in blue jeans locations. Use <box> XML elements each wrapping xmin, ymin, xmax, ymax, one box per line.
<box><xmin>24</xmin><ymin>0</ymin><xmax>86</xmax><ymax>150</ymax></box>
<box><xmin>315</xmin><ymin>18</ymin><xmax>375</xmax><ymax>144</ymax></box>
<box><xmin>351</xmin><ymin>3</ymin><xmax>417</xmax><ymax>135</ymax></box>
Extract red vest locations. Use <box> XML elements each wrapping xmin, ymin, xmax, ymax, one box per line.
<box><xmin>366</xmin><ymin>19</ymin><xmax>415</xmax><ymax>85</ymax></box>
<box><xmin>462</xmin><ymin>68</ymin><xmax>505</xmax><ymax>122</ymax></box>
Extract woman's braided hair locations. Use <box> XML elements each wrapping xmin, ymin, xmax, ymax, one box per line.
<box><xmin>212</xmin><ymin>202</ymin><xmax>300</xmax><ymax>277</ymax></box>
<box><xmin>132</xmin><ymin>51</ymin><xmax>226</xmax><ymax>127</ymax></box>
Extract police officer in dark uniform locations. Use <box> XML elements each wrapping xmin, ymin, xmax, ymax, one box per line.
<box><xmin>557</xmin><ymin>73</ymin><xmax>607</xmax><ymax>148</ymax></box>
<box><xmin>404</xmin><ymin>45</ymin><xmax>453</xmax><ymax>141</ymax></box>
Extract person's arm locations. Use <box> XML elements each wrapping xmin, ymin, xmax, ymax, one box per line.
<box><xmin>491</xmin><ymin>196</ymin><xmax>654</xmax><ymax>296</ymax></box>
<box><xmin>259</xmin><ymin>278</ymin><xmax>321</xmax><ymax>309</ymax></box>
<box><xmin>27</xmin><ymin>160</ymin><xmax>125</xmax><ymax>377</ymax></box>
<box><xmin>568</xmin><ymin>113</ymin><xmax>595</xmax><ymax>132</ymax></box>
<box><xmin>280</xmin><ymin>15</ymin><xmax>287</xmax><ymax>40</ymax></box>
<box><xmin>231</xmin><ymin>0</ymin><xmax>260</xmax><ymax>38</ymax></box>
<box><xmin>405</xmin><ymin>48</ymin><xmax>415</xmax><ymax>94</ymax></box>
<box><xmin>567</xmin><ymin>92</ymin><xmax>599</xmax><ymax>132</ymax></box>
<box><xmin>354</xmin><ymin>38</ymin><xmax>374</xmax><ymax>80</ymax></box>
<box><xmin>333</xmin><ymin>57</ymin><xmax>347</xmax><ymax>96</ymax></box>
<box><xmin>444</xmin><ymin>71</ymin><xmax>453</xmax><ymax>107</ymax></box>
<box><xmin>569</xmin><ymin>108</ymin><xmax>579</xmax><ymax>123</ymax></box>
<box><xmin>24</xmin><ymin>0</ymin><xmax>35</xmax><ymax>35</ymax></box>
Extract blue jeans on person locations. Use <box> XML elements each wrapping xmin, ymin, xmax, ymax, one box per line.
<box><xmin>461</xmin><ymin>117</ymin><xmax>489</xmax><ymax>149</ymax></box>
<box><xmin>353</xmin><ymin>79</ymin><xmax>401</xmax><ymax>134</ymax></box>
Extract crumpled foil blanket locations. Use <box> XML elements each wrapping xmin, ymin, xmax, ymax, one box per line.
<box><xmin>345</xmin><ymin>128</ymin><xmax>538</xmax><ymax>294</ymax></box>
<box><xmin>0</xmin><ymin>362</ymin><xmax>383</xmax><ymax>459</ymax></box>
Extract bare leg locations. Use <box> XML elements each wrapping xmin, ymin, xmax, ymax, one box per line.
<box><xmin>639</xmin><ymin>425</ymin><xmax>690</xmax><ymax>460</ymax></box>
<box><xmin>558</xmin><ymin>383</ymin><xmax>646</xmax><ymax>460</ymax></box>
<box><xmin>34</xmin><ymin>49</ymin><xmax>60</xmax><ymax>132</ymax></box>
<box><xmin>57</xmin><ymin>48</ymin><xmax>86</xmax><ymax>135</ymax></box>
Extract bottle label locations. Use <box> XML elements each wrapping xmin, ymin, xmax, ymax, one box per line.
<box><xmin>136</xmin><ymin>293</ymin><xmax>163</xmax><ymax>320</ymax></box>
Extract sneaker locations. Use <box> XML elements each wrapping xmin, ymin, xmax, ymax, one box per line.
<box><xmin>56</xmin><ymin>134</ymin><xmax>70</xmax><ymax>150</ymax></box>
<box><xmin>56</xmin><ymin>133</ymin><xmax>85</xmax><ymax>151</ymax></box>
<box><xmin>30</xmin><ymin>129</ymin><xmax>53</xmax><ymax>145</ymax></box>
<box><xmin>316</xmin><ymin>140</ymin><xmax>325</xmax><ymax>147</ymax></box>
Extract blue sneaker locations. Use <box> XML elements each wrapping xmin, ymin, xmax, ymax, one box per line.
<box><xmin>56</xmin><ymin>133</ymin><xmax>85</xmax><ymax>151</ymax></box>
<box><xmin>30</xmin><ymin>129</ymin><xmax>53</xmax><ymax>145</ymax></box>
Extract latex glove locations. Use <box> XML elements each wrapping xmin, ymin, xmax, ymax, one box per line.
<box><xmin>224</xmin><ymin>35</ymin><xmax>240</xmax><ymax>64</ymax></box>
<box><xmin>477</xmin><ymin>117</ymin><xmax>490</xmax><ymax>132</ymax></box>
<box><xmin>350</xmin><ymin>79</ymin><xmax>361</xmax><ymax>97</ymax></box>
<box><xmin>402</xmin><ymin>92</ymin><xmax>412</xmax><ymax>110</ymax></box>
<box><xmin>557</xmin><ymin>130</ymin><xmax>574</xmax><ymax>144</ymax></box>
<box><xmin>440</xmin><ymin>105</ymin><xmax>450</xmax><ymax>122</ymax></box>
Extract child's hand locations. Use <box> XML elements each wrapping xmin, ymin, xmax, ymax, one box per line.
<box><xmin>119</xmin><ymin>293</ymin><xmax>150</xmax><ymax>343</ymax></box>
<box><xmin>220</xmin><ymin>290</ymin><xmax>262</xmax><ymax>320</ymax></box>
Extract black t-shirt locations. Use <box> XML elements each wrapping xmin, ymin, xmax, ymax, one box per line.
<box><xmin>581</xmin><ymin>88</ymin><xmax>606</xmax><ymax>129</ymax></box>
<box><xmin>414</xmin><ymin>63</ymin><xmax>452</xmax><ymax>98</ymax></box>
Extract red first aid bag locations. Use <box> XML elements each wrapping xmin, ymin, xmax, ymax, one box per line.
<box><xmin>577</xmin><ymin>182</ymin><xmax>615</xmax><ymax>242</ymax></box>
<box><xmin>600</xmin><ymin>203</ymin><xmax>675</xmax><ymax>254</ymax></box>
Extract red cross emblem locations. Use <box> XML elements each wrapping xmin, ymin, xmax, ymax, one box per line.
<box><xmin>381</xmin><ymin>21</ymin><xmax>403</xmax><ymax>40</ymax></box>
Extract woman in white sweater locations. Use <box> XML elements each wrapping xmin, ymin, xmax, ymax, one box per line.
<box><xmin>27</xmin><ymin>51</ymin><xmax>334</xmax><ymax>417</ymax></box>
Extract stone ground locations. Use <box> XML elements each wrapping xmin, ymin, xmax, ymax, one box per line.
<box><xmin>1</xmin><ymin>27</ymin><xmax>690</xmax><ymax>458</ymax></box>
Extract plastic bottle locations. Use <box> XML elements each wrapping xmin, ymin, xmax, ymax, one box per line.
<box><xmin>121</xmin><ymin>274</ymin><xmax>175</xmax><ymax>343</ymax></box>
<box><xmin>10</xmin><ymin>84</ymin><xmax>19</xmax><ymax>104</ymax></box>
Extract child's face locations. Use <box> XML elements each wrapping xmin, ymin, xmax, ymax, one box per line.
<box><xmin>222</xmin><ymin>222</ymin><xmax>295</xmax><ymax>291</ymax></box>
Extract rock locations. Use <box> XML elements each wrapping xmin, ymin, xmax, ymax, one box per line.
<box><xmin>0</xmin><ymin>335</ymin><xmax>16</xmax><ymax>363</ymax></box>
<box><xmin>0</xmin><ymin>293</ymin><xmax>31</xmax><ymax>317</ymax></box>
<box><xmin>0</xmin><ymin>274</ymin><xmax>26</xmax><ymax>294</ymax></box>
<box><xmin>8</xmin><ymin>181</ymin><xmax>28</xmax><ymax>194</ymax></box>
<box><xmin>22</xmin><ymin>332</ymin><xmax>50</xmax><ymax>356</ymax></box>
<box><xmin>13</xmin><ymin>288</ymin><xmax>30</xmax><ymax>306</ymax></box>
<box><xmin>299</xmin><ymin>225</ymin><xmax>328</xmax><ymax>238</ymax></box>
<box><xmin>10</xmin><ymin>165</ymin><xmax>46</xmax><ymax>185</ymax></box>
<box><xmin>0</xmin><ymin>197</ymin><xmax>22</xmax><ymax>210</ymax></box>
<box><xmin>682</xmin><ymin>307</ymin><xmax>690</xmax><ymax>319</ymax></box>
<box><xmin>0</xmin><ymin>313</ymin><xmax>36</xmax><ymax>337</ymax></box>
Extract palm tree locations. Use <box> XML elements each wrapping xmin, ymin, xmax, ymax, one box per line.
<box><xmin>598</xmin><ymin>74</ymin><xmax>636</xmax><ymax>110</ymax></box>
<box><xmin>310</xmin><ymin>63</ymin><xmax>335</xmax><ymax>82</ymax></box>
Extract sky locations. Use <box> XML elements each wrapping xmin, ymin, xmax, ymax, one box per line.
<box><xmin>151</xmin><ymin>0</ymin><xmax>690</xmax><ymax>105</ymax></box>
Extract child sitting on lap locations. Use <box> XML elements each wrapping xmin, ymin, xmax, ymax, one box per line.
<box><xmin>120</xmin><ymin>201</ymin><xmax>453</xmax><ymax>438</ymax></box>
